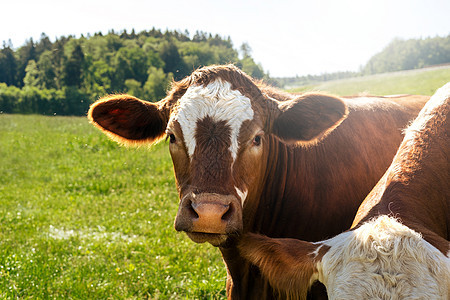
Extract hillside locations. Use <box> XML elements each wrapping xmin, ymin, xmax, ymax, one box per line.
<box><xmin>288</xmin><ymin>65</ymin><xmax>450</xmax><ymax>96</ymax></box>
<box><xmin>276</xmin><ymin>35</ymin><xmax>450</xmax><ymax>90</ymax></box>
<box><xmin>362</xmin><ymin>35</ymin><xmax>450</xmax><ymax>74</ymax></box>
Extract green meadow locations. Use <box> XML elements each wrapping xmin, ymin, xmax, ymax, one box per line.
<box><xmin>0</xmin><ymin>115</ymin><xmax>226</xmax><ymax>299</ymax></box>
<box><xmin>1</xmin><ymin>67</ymin><xmax>449</xmax><ymax>298</ymax></box>
<box><xmin>289</xmin><ymin>65</ymin><xmax>450</xmax><ymax>96</ymax></box>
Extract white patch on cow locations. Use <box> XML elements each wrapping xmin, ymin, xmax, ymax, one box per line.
<box><xmin>317</xmin><ymin>216</ymin><xmax>449</xmax><ymax>299</ymax></box>
<box><xmin>404</xmin><ymin>82</ymin><xmax>450</xmax><ymax>143</ymax></box>
<box><xmin>169</xmin><ymin>79</ymin><xmax>254</xmax><ymax>160</ymax></box>
<box><xmin>235</xmin><ymin>186</ymin><xmax>248</xmax><ymax>205</ymax></box>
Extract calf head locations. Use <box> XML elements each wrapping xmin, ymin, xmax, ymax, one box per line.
<box><xmin>88</xmin><ymin>65</ymin><xmax>347</xmax><ymax>246</ymax></box>
<box><xmin>239</xmin><ymin>216</ymin><xmax>449</xmax><ymax>299</ymax></box>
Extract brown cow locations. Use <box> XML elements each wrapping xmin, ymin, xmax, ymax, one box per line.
<box><xmin>238</xmin><ymin>82</ymin><xmax>450</xmax><ymax>299</ymax></box>
<box><xmin>88</xmin><ymin>65</ymin><xmax>428</xmax><ymax>299</ymax></box>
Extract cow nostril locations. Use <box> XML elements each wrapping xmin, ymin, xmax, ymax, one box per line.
<box><xmin>187</xmin><ymin>200</ymin><xmax>199</xmax><ymax>219</ymax></box>
<box><xmin>221</xmin><ymin>204</ymin><xmax>233</xmax><ymax>221</ymax></box>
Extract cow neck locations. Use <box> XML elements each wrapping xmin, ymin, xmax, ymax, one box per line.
<box><xmin>250</xmin><ymin>136</ymin><xmax>289</xmax><ymax>233</ymax></box>
<box><xmin>218</xmin><ymin>136</ymin><xmax>290</xmax><ymax>299</ymax></box>
<box><xmin>219</xmin><ymin>137</ymin><xmax>335</xmax><ymax>299</ymax></box>
<box><xmin>243</xmin><ymin>135</ymin><xmax>324</xmax><ymax>240</ymax></box>
<box><xmin>220</xmin><ymin>246</ymin><xmax>278</xmax><ymax>300</ymax></box>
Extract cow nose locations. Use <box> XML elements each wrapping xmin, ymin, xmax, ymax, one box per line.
<box><xmin>174</xmin><ymin>192</ymin><xmax>242</xmax><ymax>235</ymax></box>
<box><xmin>191</xmin><ymin>202</ymin><xmax>231</xmax><ymax>233</ymax></box>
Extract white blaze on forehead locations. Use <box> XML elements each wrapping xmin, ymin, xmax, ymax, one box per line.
<box><xmin>170</xmin><ymin>79</ymin><xmax>254</xmax><ymax>160</ymax></box>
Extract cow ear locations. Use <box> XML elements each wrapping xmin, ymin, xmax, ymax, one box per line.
<box><xmin>238</xmin><ymin>233</ymin><xmax>327</xmax><ymax>300</ymax></box>
<box><xmin>271</xmin><ymin>94</ymin><xmax>348</xmax><ymax>145</ymax></box>
<box><xmin>88</xmin><ymin>94</ymin><xmax>170</xmax><ymax>146</ymax></box>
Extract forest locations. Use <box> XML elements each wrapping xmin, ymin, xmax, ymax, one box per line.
<box><xmin>0</xmin><ymin>32</ymin><xmax>449</xmax><ymax>115</ymax></box>
<box><xmin>362</xmin><ymin>35</ymin><xmax>450</xmax><ymax>74</ymax></box>
<box><xmin>0</xmin><ymin>29</ymin><xmax>265</xmax><ymax>115</ymax></box>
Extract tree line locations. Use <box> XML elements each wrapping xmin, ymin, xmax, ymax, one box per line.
<box><xmin>275</xmin><ymin>35</ymin><xmax>450</xmax><ymax>88</ymax></box>
<box><xmin>1</xmin><ymin>32</ymin><xmax>448</xmax><ymax>114</ymax></box>
<box><xmin>362</xmin><ymin>35</ymin><xmax>450</xmax><ymax>74</ymax></box>
<box><xmin>0</xmin><ymin>29</ymin><xmax>266</xmax><ymax>115</ymax></box>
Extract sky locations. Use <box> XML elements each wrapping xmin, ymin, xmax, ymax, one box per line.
<box><xmin>1</xmin><ymin>0</ymin><xmax>449</xmax><ymax>77</ymax></box>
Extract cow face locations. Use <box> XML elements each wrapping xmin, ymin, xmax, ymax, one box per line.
<box><xmin>88</xmin><ymin>65</ymin><xmax>348</xmax><ymax>246</ymax></box>
<box><xmin>167</xmin><ymin>79</ymin><xmax>271</xmax><ymax>246</ymax></box>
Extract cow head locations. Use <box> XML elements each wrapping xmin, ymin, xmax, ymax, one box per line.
<box><xmin>88</xmin><ymin>65</ymin><xmax>348</xmax><ymax>246</ymax></box>
<box><xmin>238</xmin><ymin>216</ymin><xmax>449</xmax><ymax>299</ymax></box>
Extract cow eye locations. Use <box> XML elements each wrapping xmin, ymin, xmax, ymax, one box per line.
<box><xmin>169</xmin><ymin>134</ymin><xmax>176</xmax><ymax>143</ymax></box>
<box><xmin>252</xmin><ymin>135</ymin><xmax>261</xmax><ymax>146</ymax></box>
<box><xmin>167</xmin><ymin>133</ymin><xmax>176</xmax><ymax>144</ymax></box>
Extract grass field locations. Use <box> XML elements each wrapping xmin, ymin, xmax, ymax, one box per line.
<box><xmin>1</xmin><ymin>66</ymin><xmax>448</xmax><ymax>299</ymax></box>
<box><xmin>289</xmin><ymin>65</ymin><xmax>450</xmax><ymax>96</ymax></box>
<box><xmin>0</xmin><ymin>115</ymin><xmax>226</xmax><ymax>299</ymax></box>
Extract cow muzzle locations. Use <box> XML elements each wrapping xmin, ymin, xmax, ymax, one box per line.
<box><xmin>174</xmin><ymin>192</ymin><xmax>243</xmax><ymax>246</ymax></box>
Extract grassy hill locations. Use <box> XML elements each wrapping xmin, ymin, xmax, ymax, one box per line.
<box><xmin>288</xmin><ymin>65</ymin><xmax>450</xmax><ymax>96</ymax></box>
